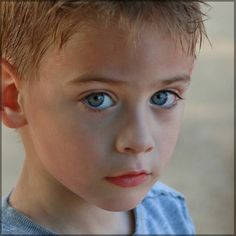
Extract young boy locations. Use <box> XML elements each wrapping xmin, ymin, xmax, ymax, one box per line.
<box><xmin>1</xmin><ymin>1</ymin><xmax>209</xmax><ymax>235</ymax></box>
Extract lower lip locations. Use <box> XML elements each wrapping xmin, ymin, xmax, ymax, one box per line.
<box><xmin>105</xmin><ymin>173</ymin><xmax>149</xmax><ymax>188</ymax></box>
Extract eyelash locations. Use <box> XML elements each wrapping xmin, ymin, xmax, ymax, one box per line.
<box><xmin>153</xmin><ymin>89</ymin><xmax>184</xmax><ymax>110</ymax></box>
<box><xmin>157</xmin><ymin>90</ymin><xmax>183</xmax><ymax>109</ymax></box>
<box><xmin>80</xmin><ymin>90</ymin><xmax>183</xmax><ymax>113</ymax></box>
<box><xmin>83</xmin><ymin>105</ymin><xmax>104</xmax><ymax>113</ymax></box>
<box><xmin>80</xmin><ymin>91</ymin><xmax>115</xmax><ymax>113</ymax></box>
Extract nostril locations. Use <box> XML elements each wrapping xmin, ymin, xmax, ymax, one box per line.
<box><xmin>122</xmin><ymin>144</ymin><xmax>153</xmax><ymax>154</ymax></box>
<box><xmin>146</xmin><ymin>146</ymin><xmax>153</xmax><ymax>153</ymax></box>
<box><xmin>124</xmin><ymin>147</ymin><xmax>133</xmax><ymax>152</ymax></box>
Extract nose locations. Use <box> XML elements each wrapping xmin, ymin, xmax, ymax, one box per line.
<box><xmin>115</xmin><ymin>112</ymin><xmax>155</xmax><ymax>155</ymax></box>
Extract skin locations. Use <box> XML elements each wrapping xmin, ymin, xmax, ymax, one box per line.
<box><xmin>1</xmin><ymin>21</ymin><xmax>194</xmax><ymax>234</ymax></box>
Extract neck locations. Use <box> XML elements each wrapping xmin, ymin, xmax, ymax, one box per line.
<box><xmin>10</xmin><ymin>159</ymin><xmax>135</xmax><ymax>234</ymax></box>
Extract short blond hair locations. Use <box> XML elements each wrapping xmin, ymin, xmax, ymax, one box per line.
<box><xmin>1</xmin><ymin>0</ymin><xmax>209</xmax><ymax>79</ymax></box>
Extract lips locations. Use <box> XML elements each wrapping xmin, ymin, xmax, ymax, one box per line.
<box><xmin>105</xmin><ymin>171</ymin><xmax>150</xmax><ymax>188</ymax></box>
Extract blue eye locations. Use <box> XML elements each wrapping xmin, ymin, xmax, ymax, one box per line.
<box><xmin>83</xmin><ymin>92</ymin><xmax>114</xmax><ymax>110</ymax></box>
<box><xmin>150</xmin><ymin>90</ymin><xmax>182</xmax><ymax>108</ymax></box>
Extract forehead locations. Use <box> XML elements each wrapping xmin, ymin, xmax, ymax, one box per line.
<box><xmin>39</xmin><ymin>21</ymin><xmax>194</xmax><ymax>84</ymax></box>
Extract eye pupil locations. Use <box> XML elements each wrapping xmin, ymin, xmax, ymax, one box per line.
<box><xmin>151</xmin><ymin>91</ymin><xmax>168</xmax><ymax>105</ymax></box>
<box><xmin>87</xmin><ymin>93</ymin><xmax>104</xmax><ymax>107</ymax></box>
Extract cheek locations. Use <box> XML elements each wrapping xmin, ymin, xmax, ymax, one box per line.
<box><xmin>155</xmin><ymin>108</ymin><xmax>184</xmax><ymax>170</ymax></box>
<box><xmin>159</xmin><ymin>128</ymin><xmax>179</xmax><ymax>168</ymax></box>
<box><xmin>29</xmin><ymin>112</ymin><xmax>108</xmax><ymax>186</ymax></box>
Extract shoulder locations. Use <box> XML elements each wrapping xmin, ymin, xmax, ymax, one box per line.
<box><xmin>134</xmin><ymin>181</ymin><xmax>195</xmax><ymax>234</ymax></box>
<box><xmin>141</xmin><ymin>181</ymin><xmax>189</xmax><ymax>217</ymax></box>
<box><xmin>1</xmin><ymin>223</ymin><xmax>22</xmax><ymax>235</ymax></box>
<box><xmin>1</xmin><ymin>195</ymin><xmax>21</xmax><ymax>235</ymax></box>
<box><xmin>143</xmin><ymin>181</ymin><xmax>192</xmax><ymax>220</ymax></box>
<box><xmin>1</xmin><ymin>194</ymin><xmax>56</xmax><ymax>235</ymax></box>
<box><xmin>146</xmin><ymin>181</ymin><xmax>185</xmax><ymax>199</ymax></box>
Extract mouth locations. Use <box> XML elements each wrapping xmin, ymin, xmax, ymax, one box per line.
<box><xmin>105</xmin><ymin>171</ymin><xmax>151</xmax><ymax>188</ymax></box>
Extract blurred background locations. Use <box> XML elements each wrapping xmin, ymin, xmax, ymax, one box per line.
<box><xmin>1</xmin><ymin>2</ymin><xmax>234</xmax><ymax>234</ymax></box>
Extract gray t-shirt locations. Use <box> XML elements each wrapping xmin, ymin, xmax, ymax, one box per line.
<box><xmin>1</xmin><ymin>181</ymin><xmax>195</xmax><ymax>235</ymax></box>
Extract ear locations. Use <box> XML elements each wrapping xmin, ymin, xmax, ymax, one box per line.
<box><xmin>1</xmin><ymin>59</ymin><xmax>27</xmax><ymax>128</ymax></box>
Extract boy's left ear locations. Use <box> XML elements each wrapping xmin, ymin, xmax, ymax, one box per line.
<box><xmin>1</xmin><ymin>59</ymin><xmax>27</xmax><ymax>128</ymax></box>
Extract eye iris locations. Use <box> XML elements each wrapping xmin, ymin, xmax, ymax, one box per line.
<box><xmin>87</xmin><ymin>93</ymin><xmax>104</xmax><ymax>107</ymax></box>
<box><xmin>151</xmin><ymin>92</ymin><xmax>168</xmax><ymax>105</ymax></box>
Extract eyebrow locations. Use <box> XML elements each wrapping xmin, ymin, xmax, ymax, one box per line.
<box><xmin>67</xmin><ymin>73</ymin><xmax>191</xmax><ymax>87</ymax></box>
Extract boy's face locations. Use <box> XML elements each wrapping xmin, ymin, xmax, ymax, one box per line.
<box><xmin>21</xmin><ymin>22</ymin><xmax>194</xmax><ymax>211</ymax></box>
